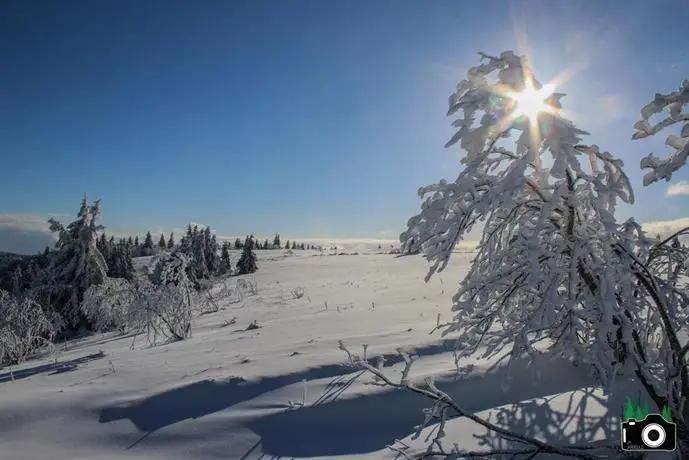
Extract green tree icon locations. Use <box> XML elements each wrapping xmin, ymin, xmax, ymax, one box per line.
<box><xmin>662</xmin><ymin>406</ymin><xmax>672</xmax><ymax>423</ymax></box>
<box><xmin>635</xmin><ymin>400</ymin><xmax>650</xmax><ymax>421</ymax></box>
<box><xmin>623</xmin><ymin>398</ymin><xmax>652</xmax><ymax>422</ymax></box>
<box><xmin>624</xmin><ymin>398</ymin><xmax>636</xmax><ymax>422</ymax></box>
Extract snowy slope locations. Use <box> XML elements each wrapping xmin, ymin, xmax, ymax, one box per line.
<box><xmin>0</xmin><ymin>251</ymin><xmax>665</xmax><ymax>460</ymax></box>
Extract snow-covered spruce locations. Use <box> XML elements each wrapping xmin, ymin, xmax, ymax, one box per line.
<box><xmin>42</xmin><ymin>194</ymin><xmax>109</xmax><ymax>330</ymax></box>
<box><xmin>236</xmin><ymin>235</ymin><xmax>258</xmax><ymax>275</ymax></box>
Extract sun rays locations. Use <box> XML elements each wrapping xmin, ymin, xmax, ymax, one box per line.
<box><xmin>508</xmin><ymin>82</ymin><xmax>556</xmax><ymax>120</ymax></box>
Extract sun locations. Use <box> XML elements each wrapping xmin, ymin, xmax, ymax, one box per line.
<box><xmin>508</xmin><ymin>83</ymin><xmax>556</xmax><ymax>120</ymax></box>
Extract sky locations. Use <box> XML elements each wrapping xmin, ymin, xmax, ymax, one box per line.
<box><xmin>1</xmin><ymin>0</ymin><xmax>688</xmax><ymax>254</ymax></box>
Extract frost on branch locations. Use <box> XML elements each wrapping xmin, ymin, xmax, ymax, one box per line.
<box><xmin>0</xmin><ymin>290</ymin><xmax>59</xmax><ymax>366</ymax></box>
<box><xmin>81</xmin><ymin>278</ymin><xmax>140</xmax><ymax>332</ymax></box>
<box><xmin>633</xmin><ymin>80</ymin><xmax>689</xmax><ymax>185</ymax></box>
<box><xmin>81</xmin><ymin>252</ymin><xmax>195</xmax><ymax>345</ymax></box>
<box><xmin>395</xmin><ymin>50</ymin><xmax>689</xmax><ymax>457</ymax></box>
<box><xmin>401</xmin><ymin>51</ymin><xmax>639</xmax><ymax>387</ymax></box>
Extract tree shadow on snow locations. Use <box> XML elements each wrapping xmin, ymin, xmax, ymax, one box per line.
<box><xmin>0</xmin><ymin>351</ymin><xmax>105</xmax><ymax>384</ymax></box>
<box><xmin>467</xmin><ymin>385</ymin><xmax>627</xmax><ymax>458</ymax></box>
<box><xmin>97</xmin><ymin>340</ymin><xmax>454</xmax><ymax>436</ymax></box>
<box><xmin>245</xmin><ymin>354</ymin><xmax>618</xmax><ymax>457</ymax></box>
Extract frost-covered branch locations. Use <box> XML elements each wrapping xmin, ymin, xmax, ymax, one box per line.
<box><xmin>339</xmin><ymin>343</ymin><xmax>621</xmax><ymax>460</ymax></box>
<box><xmin>633</xmin><ymin>80</ymin><xmax>689</xmax><ymax>185</ymax></box>
<box><xmin>0</xmin><ymin>290</ymin><xmax>59</xmax><ymax>366</ymax></box>
<box><xmin>395</xmin><ymin>50</ymin><xmax>689</xmax><ymax>457</ymax></box>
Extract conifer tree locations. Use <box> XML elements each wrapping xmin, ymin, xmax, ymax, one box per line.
<box><xmin>45</xmin><ymin>194</ymin><xmax>108</xmax><ymax>329</ymax></box>
<box><xmin>158</xmin><ymin>233</ymin><xmax>166</xmax><ymax>249</ymax></box>
<box><xmin>236</xmin><ymin>236</ymin><xmax>257</xmax><ymax>275</ymax></box>
<box><xmin>285</xmin><ymin>240</ymin><xmax>290</xmax><ymax>250</ymax></box>
<box><xmin>273</xmin><ymin>234</ymin><xmax>281</xmax><ymax>249</ymax></box>
<box><xmin>143</xmin><ymin>231</ymin><xmax>154</xmax><ymax>255</ymax></box>
<box><xmin>234</xmin><ymin>238</ymin><xmax>242</xmax><ymax>250</ymax></box>
<box><xmin>167</xmin><ymin>232</ymin><xmax>175</xmax><ymax>249</ymax></box>
<box><xmin>204</xmin><ymin>230</ymin><xmax>219</xmax><ymax>275</ymax></box>
<box><xmin>220</xmin><ymin>241</ymin><xmax>231</xmax><ymax>275</ymax></box>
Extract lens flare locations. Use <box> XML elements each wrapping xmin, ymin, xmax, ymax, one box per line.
<box><xmin>508</xmin><ymin>83</ymin><xmax>556</xmax><ymax>120</ymax></box>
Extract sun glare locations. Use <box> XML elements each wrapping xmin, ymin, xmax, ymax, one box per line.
<box><xmin>508</xmin><ymin>83</ymin><xmax>556</xmax><ymax>120</ymax></box>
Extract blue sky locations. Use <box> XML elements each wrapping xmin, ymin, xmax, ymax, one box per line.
<box><xmin>1</xmin><ymin>0</ymin><xmax>688</xmax><ymax>253</ymax></box>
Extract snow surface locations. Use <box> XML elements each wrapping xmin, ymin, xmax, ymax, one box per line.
<box><xmin>0</xmin><ymin>249</ymin><xmax>670</xmax><ymax>459</ymax></box>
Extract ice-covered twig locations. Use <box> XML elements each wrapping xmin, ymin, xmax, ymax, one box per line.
<box><xmin>339</xmin><ymin>343</ymin><xmax>616</xmax><ymax>460</ymax></box>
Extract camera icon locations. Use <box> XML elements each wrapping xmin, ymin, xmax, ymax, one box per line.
<box><xmin>621</xmin><ymin>413</ymin><xmax>676</xmax><ymax>452</ymax></box>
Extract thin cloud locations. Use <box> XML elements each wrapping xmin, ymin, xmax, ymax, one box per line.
<box><xmin>666</xmin><ymin>181</ymin><xmax>689</xmax><ymax>197</ymax></box>
<box><xmin>0</xmin><ymin>213</ymin><xmax>68</xmax><ymax>254</ymax></box>
<box><xmin>642</xmin><ymin>216</ymin><xmax>689</xmax><ymax>237</ymax></box>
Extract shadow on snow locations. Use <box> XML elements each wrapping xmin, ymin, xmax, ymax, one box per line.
<box><xmin>98</xmin><ymin>340</ymin><xmax>454</xmax><ymax>433</ymax></box>
<box><xmin>98</xmin><ymin>342</ymin><xmax>625</xmax><ymax>458</ymax></box>
<box><xmin>0</xmin><ymin>351</ymin><xmax>106</xmax><ymax>384</ymax></box>
<box><xmin>245</xmin><ymin>354</ymin><xmax>619</xmax><ymax>457</ymax></box>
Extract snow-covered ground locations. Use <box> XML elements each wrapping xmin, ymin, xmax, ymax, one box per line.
<box><xmin>0</xmin><ymin>250</ymin><xmax>664</xmax><ymax>459</ymax></box>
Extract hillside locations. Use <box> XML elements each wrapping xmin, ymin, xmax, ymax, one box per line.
<box><xmin>0</xmin><ymin>250</ymin><xmax>654</xmax><ymax>460</ymax></box>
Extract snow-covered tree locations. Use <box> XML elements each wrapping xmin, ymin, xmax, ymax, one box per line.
<box><xmin>142</xmin><ymin>231</ymin><xmax>154</xmax><ymax>256</ymax></box>
<box><xmin>158</xmin><ymin>233</ymin><xmax>166</xmax><ymax>249</ymax></box>
<box><xmin>236</xmin><ymin>236</ymin><xmax>257</xmax><ymax>275</ymax></box>
<box><xmin>337</xmin><ymin>51</ymin><xmax>689</xmax><ymax>458</ymax></box>
<box><xmin>627</xmin><ymin>78</ymin><xmax>689</xmax><ymax>453</ymax></box>
<box><xmin>273</xmin><ymin>234</ymin><xmax>281</xmax><ymax>249</ymax></box>
<box><xmin>167</xmin><ymin>232</ymin><xmax>175</xmax><ymax>249</ymax></box>
<box><xmin>44</xmin><ymin>195</ymin><xmax>109</xmax><ymax>329</ymax></box>
<box><xmin>82</xmin><ymin>253</ymin><xmax>195</xmax><ymax>344</ymax></box>
<box><xmin>203</xmin><ymin>228</ymin><xmax>219</xmax><ymax>274</ymax></box>
<box><xmin>81</xmin><ymin>277</ymin><xmax>138</xmax><ymax>332</ymax></box>
<box><xmin>0</xmin><ymin>290</ymin><xmax>59</xmax><ymax>366</ymax></box>
<box><xmin>633</xmin><ymin>79</ymin><xmax>689</xmax><ymax>186</ymax></box>
<box><xmin>147</xmin><ymin>251</ymin><xmax>194</xmax><ymax>341</ymax></box>
<box><xmin>219</xmin><ymin>241</ymin><xmax>232</xmax><ymax>275</ymax></box>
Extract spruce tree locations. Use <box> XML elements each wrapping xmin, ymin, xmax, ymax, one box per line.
<box><xmin>234</xmin><ymin>238</ymin><xmax>242</xmax><ymax>250</ymax></box>
<box><xmin>159</xmin><ymin>233</ymin><xmax>166</xmax><ymax>249</ymax></box>
<box><xmin>167</xmin><ymin>232</ymin><xmax>175</xmax><ymax>249</ymax></box>
<box><xmin>143</xmin><ymin>231</ymin><xmax>154</xmax><ymax>255</ymax></box>
<box><xmin>46</xmin><ymin>194</ymin><xmax>108</xmax><ymax>329</ymax></box>
<box><xmin>285</xmin><ymin>240</ymin><xmax>290</xmax><ymax>250</ymax></box>
<box><xmin>236</xmin><ymin>236</ymin><xmax>258</xmax><ymax>275</ymax></box>
<box><xmin>273</xmin><ymin>234</ymin><xmax>281</xmax><ymax>249</ymax></box>
<box><xmin>220</xmin><ymin>241</ymin><xmax>231</xmax><ymax>275</ymax></box>
<box><xmin>205</xmin><ymin>231</ymin><xmax>219</xmax><ymax>275</ymax></box>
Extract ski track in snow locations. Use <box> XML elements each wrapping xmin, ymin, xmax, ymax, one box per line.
<box><xmin>0</xmin><ymin>249</ymin><xmax>673</xmax><ymax>459</ymax></box>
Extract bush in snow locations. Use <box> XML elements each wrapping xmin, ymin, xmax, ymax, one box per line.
<box><xmin>289</xmin><ymin>286</ymin><xmax>305</xmax><ymax>300</ymax></box>
<box><xmin>340</xmin><ymin>51</ymin><xmax>689</xmax><ymax>458</ymax></box>
<box><xmin>146</xmin><ymin>251</ymin><xmax>194</xmax><ymax>342</ymax></box>
<box><xmin>0</xmin><ymin>290</ymin><xmax>59</xmax><ymax>366</ymax></box>
<box><xmin>81</xmin><ymin>278</ymin><xmax>140</xmax><ymax>332</ymax></box>
<box><xmin>80</xmin><ymin>252</ymin><xmax>195</xmax><ymax>344</ymax></box>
